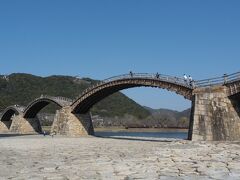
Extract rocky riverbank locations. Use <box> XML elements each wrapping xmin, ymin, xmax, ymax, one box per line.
<box><xmin>0</xmin><ymin>135</ymin><xmax>239</xmax><ymax>179</ymax></box>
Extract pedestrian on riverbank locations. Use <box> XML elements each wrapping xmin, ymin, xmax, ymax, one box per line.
<box><xmin>50</xmin><ymin>131</ymin><xmax>56</xmax><ymax>138</ymax></box>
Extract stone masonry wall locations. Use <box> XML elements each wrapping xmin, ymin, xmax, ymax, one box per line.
<box><xmin>190</xmin><ymin>86</ymin><xmax>240</xmax><ymax>141</ymax></box>
<box><xmin>0</xmin><ymin>121</ymin><xmax>10</xmax><ymax>132</ymax></box>
<box><xmin>10</xmin><ymin>115</ymin><xmax>42</xmax><ymax>134</ymax></box>
<box><xmin>51</xmin><ymin>107</ymin><xmax>94</xmax><ymax>136</ymax></box>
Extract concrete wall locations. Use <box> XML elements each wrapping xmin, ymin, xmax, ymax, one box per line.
<box><xmin>190</xmin><ymin>86</ymin><xmax>240</xmax><ymax>141</ymax></box>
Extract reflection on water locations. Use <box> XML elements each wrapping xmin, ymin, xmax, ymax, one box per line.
<box><xmin>95</xmin><ymin>131</ymin><xmax>188</xmax><ymax>140</ymax></box>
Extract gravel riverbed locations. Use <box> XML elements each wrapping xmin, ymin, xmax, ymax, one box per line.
<box><xmin>0</xmin><ymin>135</ymin><xmax>239</xmax><ymax>180</ymax></box>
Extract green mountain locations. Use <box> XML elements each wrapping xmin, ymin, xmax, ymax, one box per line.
<box><xmin>0</xmin><ymin>73</ymin><xmax>150</xmax><ymax>119</ymax></box>
<box><xmin>144</xmin><ymin>107</ymin><xmax>191</xmax><ymax>128</ymax></box>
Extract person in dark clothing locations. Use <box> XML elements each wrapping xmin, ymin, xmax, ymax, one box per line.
<box><xmin>129</xmin><ymin>71</ymin><xmax>133</xmax><ymax>77</ymax></box>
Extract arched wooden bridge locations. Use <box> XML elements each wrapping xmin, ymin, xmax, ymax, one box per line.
<box><xmin>0</xmin><ymin>71</ymin><xmax>240</xmax><ymax>141</ymax></box>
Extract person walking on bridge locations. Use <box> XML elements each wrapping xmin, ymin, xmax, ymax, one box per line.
<box><xmin>189</xmin><ymin>75</ymin><xmax>192</xmax><ymax>82</ymax></box>
<box><xmin>189</xmin><ymin>75</ymin><xmax>193</xmax><ymax>86</ymax></box>
<box><xmin>183</xmin><ymin>74</ymin><xmax>188</xmax><ymax>83</ymax></box>
<box><xmin>129</xmin><ymin>71</ymin><xmax>133</xmax><ymax>77</ymax></box>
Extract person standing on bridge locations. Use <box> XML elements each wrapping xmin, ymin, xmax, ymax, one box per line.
<box><xmin>184</xmin><ymin>74</ymin><xmax>188</xmax><ymax>83</ymax></box>
<box><xmin>156</xmin><ymin>72</ymin><xmax>160</xmax><ymax>79</ymax></box>
<box><xmin>129</xmin><ymin>71</ymin><xmax>133</xmax><ymax>77</ymax></box>
<box><xmin>189</xmin><ymin>75</ymin><xmax>193</xmax><ymax>86</ymax></box>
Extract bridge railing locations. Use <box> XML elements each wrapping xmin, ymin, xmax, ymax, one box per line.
<box><xmin>4</xmin><ymin>105</ymin><xmax>25</xmax><ymax>113</ymax></box>
<box><xmin>102</xmin><ymin>73</ymin><xmax>187</xmax><ymax>85</ymax></box>
<box><xmin>39</xmin><ymin>95</ymin><xmax>73</xmax><ymax>103</ymax></box>
<box><xmin>195</xmin><ymin>71</ymin><xmax>240</xmax><ymax>87</ymax></box>
<box><xmin>74</xmin><ymin>71</ymin><xmax>240</xmax><ymax>104</ymax></box>
<box><xmin>77</xmin><ymin>73</ymin><xmax>192</xmax><ymax>101</ymax></box>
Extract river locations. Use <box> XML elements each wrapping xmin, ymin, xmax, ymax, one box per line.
<box><xmin>95</xmin><ymin>128</ymin><xmax>188</xmax><ymax>140</ymax></box>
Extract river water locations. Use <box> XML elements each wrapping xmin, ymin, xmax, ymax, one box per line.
<box><xmin>95</xmin><ymin>131</ymin><xmax>188</xmax><ymax>140</ymax></box>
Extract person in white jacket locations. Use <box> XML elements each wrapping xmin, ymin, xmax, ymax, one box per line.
<box><xmin>183</xmin><ymin>74</ymin><xmax>188</xmax><ymax>83</ymax></box>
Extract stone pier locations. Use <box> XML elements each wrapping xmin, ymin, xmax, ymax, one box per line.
<box><xmin>189</xmin><ymin>86</ymin><xmax>240</xmax><ymax>141</ymax></box>
<box><xmin>10</xmin><ymin>115</ymin><xmax>42</xmax><ymax>134</ymax></box>
<box><xmin>0</xmin><ymin>121</ymin><xmax>11</xmax><ymax>133</ymax></box>
<box><xmin>51</xmin><ymin>107</ymin><xmax>94</xmax><ymax>136</ymax></box>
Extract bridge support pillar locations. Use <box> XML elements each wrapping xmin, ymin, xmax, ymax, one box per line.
<box><xmin>10</xmin><ymin>115</ymin><xmax>42</xmax><ymax>134</ymax></box>
<box><xmin>51</xmin><ymin>107</ymin><xmax>94</xmax><ymax>136</ymax></box>
<box><xmin>0</xmin><ymin>121</ymin><xmax>10</xmax><ymax>133</ymax></box>
<box><xmin>189</xmin><ymin>86</ymin><xmax>240</xmax><ymax>141</ymax></box>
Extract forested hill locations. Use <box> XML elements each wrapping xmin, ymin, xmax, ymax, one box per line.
<box><xmin>0</xmin><ymin>73</ymin><xmax>150</xmax><ymax>119</ymax></box>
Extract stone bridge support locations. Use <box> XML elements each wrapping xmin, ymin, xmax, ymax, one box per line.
<box><xmin>10</xmin><ymin>115</ymin><xmax>42</xmax><ymax>134</ymax></box>
<box><xmin>51</xmin><ymin>107</ymin><xmax>94</xmax><ymax>136</ymax></box>
<box><xmin>0</xmin><ymin>121</ymin><xmax>11</xmax><ymax>133</ymax></box>
<box><xmin>189</xmin><ymin>86</ymin><xmax>240</xmax><ymax>141</ymax></box>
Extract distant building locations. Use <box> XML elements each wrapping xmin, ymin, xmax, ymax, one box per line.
<box><xmin>91</xmin><ymin>115</ymin><xmax>104</xmax><ymax>126</ymax></box>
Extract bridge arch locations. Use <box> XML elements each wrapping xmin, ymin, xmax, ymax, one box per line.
<box><xmin>23</xmin><ymin>96</ymin><xmax>72</xmax><ymax>118</ymax></box>
<box><xmin>1</xmin><ymin>105</ymin><xmax>24</xmax><ymax>121</ymax></box>
<box><xmin>71</xmin><ymin>73</ymin><xmax>193</xmax><ymax>114</ymax></box>
<box><xmin>0</xmin><ymin>105</ymin><xmax>24</xmax><ymax>129</ymax></box>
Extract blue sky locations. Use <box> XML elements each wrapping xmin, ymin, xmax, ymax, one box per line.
<box><xmin>0</xmin><ymin>0</ymin><xmax>239</xmax><ymax>110</ymax></box>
